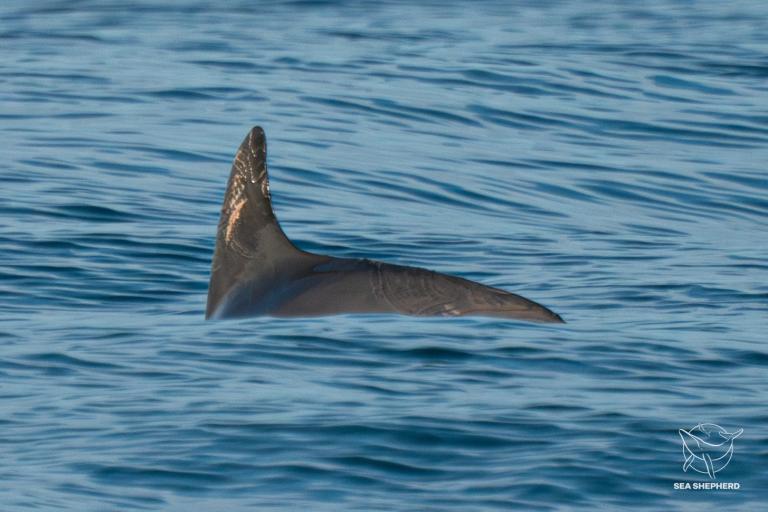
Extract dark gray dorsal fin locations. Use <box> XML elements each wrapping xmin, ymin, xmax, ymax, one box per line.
<box><xmin>206</xmin><ymin>126</ymin><xmax>564</xmax><ymax>322</ymax></box>
<box><xmin>206</xmin><ymin>126</ymin><xmax>300</xmax><ymax>318</ymax></box>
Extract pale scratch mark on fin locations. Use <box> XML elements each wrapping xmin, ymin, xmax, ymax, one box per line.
<box><xmin>442</xmin><ymin>303</ymin><xmax>461</xmax><ymax>316</ymax></box>
<box><xmin>261</xmin><ymin>178</ymin><xmax>270</xmax><ymax>198</ymax></box>
<box><xmin>225</xmin><ymin>198</ymin><xmax>246</xmax><ymax>244</ymax></box>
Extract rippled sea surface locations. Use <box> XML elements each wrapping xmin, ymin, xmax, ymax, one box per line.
<box><xmin>2</xmin><ymin>1</ymin><xmax>767</xmax><ymax>510</ymax></box>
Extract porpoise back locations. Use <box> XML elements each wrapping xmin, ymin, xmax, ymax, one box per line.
<box><xmin>206</xmin><ymin>127</ymin><xmax>563</xmax><ymax>323</ymax></box>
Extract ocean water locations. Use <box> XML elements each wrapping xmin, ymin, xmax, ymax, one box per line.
<box><xmin>1</xmin><ymin>1</ymin><xmax>767</xmax><ymax>510</ymax></box>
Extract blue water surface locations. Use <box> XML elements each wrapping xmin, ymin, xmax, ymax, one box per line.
<box><xmin>1</xmin><ymin>1</ymin><xmax>767</xmax><ymax>510</ymax></box>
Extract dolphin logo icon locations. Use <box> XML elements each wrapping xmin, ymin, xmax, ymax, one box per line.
<box><xmin>679</xmin><ymin>423</ymin><xmax>742</xmax><ymax>479</ymax></box>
